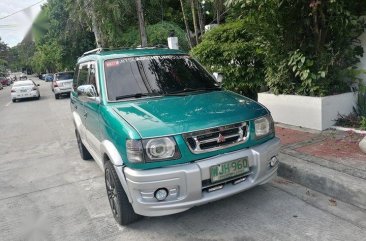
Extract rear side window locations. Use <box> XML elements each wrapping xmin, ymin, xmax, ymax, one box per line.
<box><xmin>77</xmin><ymin>65</ymin><xmax>89</xmax><ymax>87</ymax></box>
<box><xmin>57</xmin><ymin>72</ymin><xmax>74</xmax><ymax>80</ymax></box>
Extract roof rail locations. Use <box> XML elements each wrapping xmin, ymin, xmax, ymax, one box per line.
<box><xmin>81</xmin><ymin>48</ymin><xmax>105</xmax><ymax>57</ymax></box>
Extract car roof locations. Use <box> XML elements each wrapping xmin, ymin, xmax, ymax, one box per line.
<box><xmin>55</xmin><ymin>71</ymin><xmax>73</xmax><ymax>74</ymax></box>
<box><xmin>13</xmin><ymin>80</ymin><xmax>33</xmax><ymax>86</ymax></box>
<box><xmin>77</xmin><ymin>48</ymin><xmax>187</xmax><ymax>63</ymax></box>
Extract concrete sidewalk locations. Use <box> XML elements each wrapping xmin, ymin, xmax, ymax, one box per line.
<box><xmin>276</xmin><ymin>124</ymin><xmax>366</xmax><ymax>210</ymax></box>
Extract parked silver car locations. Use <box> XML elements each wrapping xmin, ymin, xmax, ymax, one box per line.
<box><xmin>52</xmin><ymin>71</ymin><xmax>74</xmax><ymax>99</ymax></box>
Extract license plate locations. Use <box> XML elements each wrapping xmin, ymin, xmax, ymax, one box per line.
<box><xmin>21</xmin><ymin>89</ymin><xmax>27</xmax><ymax>92</ymax></box>
<box><xmin>210</xmin><ymin>158</ymin><xmax>249</xmax><ymax>183</ymax></box>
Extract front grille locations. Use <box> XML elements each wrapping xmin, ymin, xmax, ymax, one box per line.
<box><xmin>183</xmin><ymin>122</ymin><xmax>249</xmax><ymax>154</ymax></box>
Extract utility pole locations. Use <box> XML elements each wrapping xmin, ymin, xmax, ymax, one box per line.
<box><xmin>136</xmin><ymin>0</ymin><xmax>147</xmax><ymax>47</ymax></box>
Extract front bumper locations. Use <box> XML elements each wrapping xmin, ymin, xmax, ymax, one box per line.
<box><xmin>121</xmin><ymin>137</ymin><xmax>280</xmax><ymax>216</ymax></box>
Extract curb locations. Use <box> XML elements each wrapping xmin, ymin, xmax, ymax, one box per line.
<box><xmin>278</xmin><ymin>153</ymin><xmax>366</xmax><ymax>210</ymax></box>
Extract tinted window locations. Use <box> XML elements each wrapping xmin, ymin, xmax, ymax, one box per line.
<box><xmin>104</xmin><ymin>55</ymin><xmax>218</xmax><ymax>101</ymax></box>
<box><xmin>88</xmin><ymin>63</ymin><xmax>98</xmax><ymax>96</ymax></box>
<box><xmin>77</xmin><ymin>65</ymin><xmax>89</xmax><ymax>87</ymax></box>
<box><xmin>57</xmin><ymin>72</ymin><xmax>74</xmax><ymax>80</ymax></box>
<box><xmin>73</xmin><ymin>65</ymin><xmax>79</xmax><ymax>88</ymax></box>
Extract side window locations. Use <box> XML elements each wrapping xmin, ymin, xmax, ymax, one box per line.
<box><xmin>77</xmin><ymin>64</ymin><xmax>89</xmax><ymax>87</ymax></box>
<box><xmin>88</xmin><ymin>63</ymin><xmax>98</xmax><ymax>96</ymax></box>
<box><xmin>73</xmin><ymin>65</ymin><xmax>79</xmax><ymax>89</ymax></box>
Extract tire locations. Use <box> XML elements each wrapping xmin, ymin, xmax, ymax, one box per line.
<box><xmin>12</xmin><ymin>99</ymin><xmax>16</xmax><ymax>103</ymax></box>
<box><xmin>55</xmin><ymin>93</ymin><xmax>60</xmax><ymax>99</ymax></box>
<box><xmin>37</xmin><ymin>95</ymin><xmax>40</xmax><ymax>100</ymax></box>
<box><xmin>105</xmin><ymin>161</ymin><xmax>142</xmax><ymax>226</ymax></box>
<box><xmin>75</xmin><ymin>130</ymin><xmax>92</xmax><ymax>160</ymax></box>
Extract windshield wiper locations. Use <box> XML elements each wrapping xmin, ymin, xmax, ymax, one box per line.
<box><xmin>115</xmin><ymin>93</ymin><xmax>158</xmax><ymax>100</ymax></box>
<box><xmin>165</xmin><ymin>87</ymin><xmax>221</xmax><ymax>96</ymax></box>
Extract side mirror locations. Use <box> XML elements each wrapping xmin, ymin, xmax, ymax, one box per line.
<box><xmin>213</xmin><ymin>72</ymin><xmax>223</xmax><ymax>84</ymax></box>
<box><xmin>77</xmin><ymin>85</ymin><xmax>100</xmax><ymax>103</ymax></box>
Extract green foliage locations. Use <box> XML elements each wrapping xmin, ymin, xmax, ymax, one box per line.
<box><xmin>192</xmin><ymin>20</ymin><xmax>265</xmax><ymax>99</ymax></box>
<box><xmin>360</xmin><ymin>116</ymin><xmax>366</xmax><ymax>130</ymax></box>
<box><xmin>356</xmin><ymin>85</ymin><xmax>366</xmax><ymax>117</ymax></box>
<box><xmin>119</xmin><ymin>22</ymin><xmax>189</xmax><ymax>50</ymax></box>
<box><xmin>227</xmin><ymin>0</ymin><xmax>366</xmax><ymax>97</ymax></box>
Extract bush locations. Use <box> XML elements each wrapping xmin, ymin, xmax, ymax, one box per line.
<box><xmin>191</xmin><ymin>21</ymin><xmax>265</xmax><ymax>99</ymax></box>
<box><xmin>227</xmin><ymin>0</ymin><xmax>366</xmax><ymax>97</ymax></box>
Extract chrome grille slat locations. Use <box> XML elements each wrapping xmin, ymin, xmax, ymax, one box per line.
<box><xmin>183</xmin><ymin>122</ymin><xmax>249</xmax><ymax>154</ymax></box>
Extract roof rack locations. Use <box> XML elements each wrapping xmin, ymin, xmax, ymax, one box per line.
<box><xmin>80</xmin><ymin>45</ymin><xmax>172</xmax><ymax>57</ymax></box>
<box><xmin>81</xmin><ymin>48</ymin><xmax>105</xmax><ymax>57</ymax></box>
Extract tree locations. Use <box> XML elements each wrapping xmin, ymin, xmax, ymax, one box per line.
<box><xmin>180</xmin><ymin>0</ymin><xmax>193</xmax><ymax>49</ymax></box>
<box><xmin>136</xmin><ymin>0</ymin><xmax>147</xmax><ymax>47</ymax></box>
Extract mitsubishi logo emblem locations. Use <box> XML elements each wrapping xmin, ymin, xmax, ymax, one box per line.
<box><xmin>217</xmin><ymin>133</ymin><xmax>226</xmax><ymax>143</ymax></box>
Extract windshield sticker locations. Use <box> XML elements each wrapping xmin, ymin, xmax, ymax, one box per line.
<box><xmin>105</xmin><ymin>55</ymin><xmax>189</xmax><ymax>68</ymax></box>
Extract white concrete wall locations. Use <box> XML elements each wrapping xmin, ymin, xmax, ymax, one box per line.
<box><xmin>258</xmin><ymin>92</ymin><xmax>357</xmax><ymax>130</ymax></box>
<box><xmin>321</xmin><ymin>92</ymin><xmax>358</xmax><ymax>129</ymax></box>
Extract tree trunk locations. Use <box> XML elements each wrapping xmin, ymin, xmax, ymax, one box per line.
<box><xmin>215</xmin><ymin>0</ymin><xmax>223</xmax><ymax>24</ymax></box>
<box><xmin>82</xmin><ymin>0</ymin><xmax>104</xmax><ymax>48</ymax></box>
<box><xmin>196</xmin><ymin>0</ymin><xmax>205</xmax><ymax>35</ymax></box>
<box><xmin>190</xmin><ymin>0</ymin><xmax>199</xmax><ymax>45</ymax></box>
<box><xmin>136</xmin><ymin>0</ymin><xmax>147</xmax><ymax>47</ymax></box>
<box><xmin>180</xmin><ymin>0</ymin><xmax>193</xmax><ymax>49</ymax></box>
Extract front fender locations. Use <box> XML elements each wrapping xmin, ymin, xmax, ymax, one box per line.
<box><xmin>72</xmin><ymin>111</ymin><xmax>83</xmax><ymax>133</ymax></box>
<box><xmin>101</xmin><ymin>140</ymin><xmax>123</xmax><ymax>166</ymax></box>
<box><xmin>100</xmin><ymin>140</ymin><xmax>133</xmax><ymax>203</ymax></box>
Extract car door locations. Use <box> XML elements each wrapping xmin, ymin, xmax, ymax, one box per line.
<box><xmin>71</xmin><ymin>63</ymin><xmax>89</xmax><ymax>142</ymax></box>
<box><xmin>84</xmin><ymin>62</ymin><xmax>103</xmax><ymax>166</ymax></box>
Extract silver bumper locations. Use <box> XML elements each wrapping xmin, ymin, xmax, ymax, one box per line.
<box><xmin>121</xmin><ymin>137</ymin><xmax>280</xmax><ymax>216</ymax></box>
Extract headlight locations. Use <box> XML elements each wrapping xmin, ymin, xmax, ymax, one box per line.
<box><xmin>254</xmin><ymin>115</ymin><xmax>274</xmax><ymax>138</ymax></box>
<box><xmin>126</xmin><ymin>137</ymin><xmax>181</xmax><ymax>163</ymax></box>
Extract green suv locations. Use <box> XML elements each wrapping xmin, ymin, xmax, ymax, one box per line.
<box><xmin>71</xmin><ymin>48</ymin><xmax>280</xmax><ymax>225</ymax></box>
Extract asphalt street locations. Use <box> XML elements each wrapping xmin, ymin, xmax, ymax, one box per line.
<box><xmin>0</xmin><ymin>76</ymin><xmax>365</xmax><ymax>241</ymax></box>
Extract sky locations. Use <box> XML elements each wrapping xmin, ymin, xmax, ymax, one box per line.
<box><xmin>0</xmin><ymin>0</ymin><xmax>46</xmax><ymax>47</ymax></box>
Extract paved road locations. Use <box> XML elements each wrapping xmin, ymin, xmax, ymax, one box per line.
<box><xmin>0</xmin><ymin>76</ymin><xmax>365</xmax><ymax>241</ymax></box>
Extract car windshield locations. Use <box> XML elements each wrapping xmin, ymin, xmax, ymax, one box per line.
<box><xmin>104</xmin><ymin>55</ymin><xmax>219</xmax><ymax>101</ymax></box>
<box><xmin>57</xmin><ymin>72</ymin><xmax>73</xmax><ymax>80</ymax></box>
<box><xmin>13</xmin><ymin>81</ymin><xmax>33</xmax><ymax>86</ymax></box>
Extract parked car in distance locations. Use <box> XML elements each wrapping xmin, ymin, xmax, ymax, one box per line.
<box><xmin>52</xmin><ymin>71</ymin><xmax>74</xmax><ymax>99</ymax></box>
<box><xmin>11</xmin><ymin>80</ymin><xmax>40</xmax><ymax>102</ymax></box>
<box><xmin>45</xmin><ymin>74</ymin><xmax>54</xmax><ymax>82</ymax></box>
<box><xmin>71</xmin><ymin>48</ymin><xmax>280</xmax><ymax>226</ymax></box>
<box><xmin>0</xmin><ymin>76</ymin><xmax>11</xmax><ymax>86</ymax></box>
<box><xmin>19</xmin><ymin>73</ymin><xmax>27</xmax><ymax>80</ymax></box>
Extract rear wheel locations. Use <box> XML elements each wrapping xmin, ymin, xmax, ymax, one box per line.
<box><xmin>105</xmin><ymin>161</ymin><xmax>142</xmax><ymax>225</ymax></box>
<box><xmin>75</xmin><ymin>130</ymin><xmax>92</xmax><ymax>160</ymax></box>
<box><xmin>12</xmin><ymin>99</ymin><xmax>16</xmax><ymax>103</ymax></box>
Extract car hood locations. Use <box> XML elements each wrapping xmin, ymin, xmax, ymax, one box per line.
<box><xmin>112</xmin><ymin>91</ymin><xmax>268</xmax><ymax>138</ymax></box>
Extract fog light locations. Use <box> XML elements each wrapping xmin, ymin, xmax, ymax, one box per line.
<box><xmin>270</xmin><ymin>156</ymin><xmax>278</xmax><ymax>167</ymax></box>
<box><xmin>154</xmin><ymin>188</ymin><xmax>168</xmax><ymax>201</ymax></box>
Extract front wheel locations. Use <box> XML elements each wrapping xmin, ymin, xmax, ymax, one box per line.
<box><xmin>105</xmin><ymin>161</ymin><xmax>141</xmax><ymax>225</ymax></box>
<box><xmin>55</xmin><ymin>93</ymin><xmax>60</xmax><ymax>99</ymax></box>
